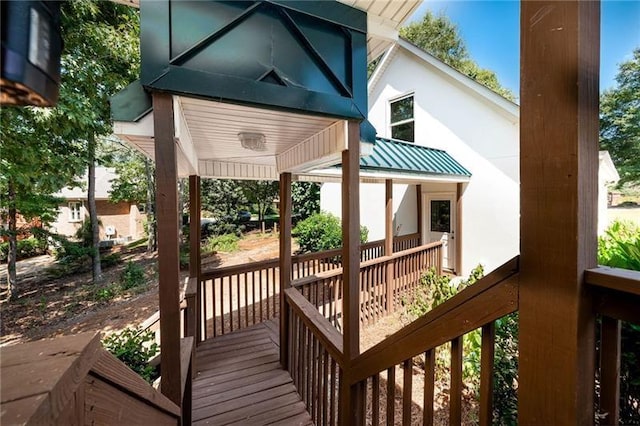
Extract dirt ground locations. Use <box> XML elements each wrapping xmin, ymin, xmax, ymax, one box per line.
<box><xmin>0</xmin><ymin>232</ymin><xmax>282</xmax><ymax>347</ymax></box>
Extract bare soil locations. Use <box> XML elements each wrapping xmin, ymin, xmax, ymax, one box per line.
<box><xmin>0</xmin><ymin>232</ymin><xmax>282</xmax><ymax>346</ymax></box>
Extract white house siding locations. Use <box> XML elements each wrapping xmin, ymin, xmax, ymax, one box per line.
<box><xmin>321</xmin><ymin>46</ymin><xmax>520</xmax><ymax>276</ymax></box>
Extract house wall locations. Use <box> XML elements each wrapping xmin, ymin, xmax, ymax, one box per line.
<box><xmin>320</xmin><ymin>182</ymin><xmax>419</xmax><ymax>241</ymax></box>
<box><xmin>51</xmin><ymin>200</ymin><xmax>145</xmax><ymax>241</ymax></box>
<box><xmin>321</xmin><ymin>47</ymin><xmax>521</xmax><ymax>276</ymax></box>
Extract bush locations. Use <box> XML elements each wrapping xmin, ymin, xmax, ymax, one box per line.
<box><xmin>598</xmin><ymin>220</ymin><xmax>640</xmax><ymax>270</ymax></box>
<box><xmin>0</xmin><ymin>237</ymin><xmax>47</xmax><ymax>262</ymax></box>
<box><xmin>493</xmin><ymin>313</ymin><xmax>519</xmax><ymax>425</ymax></box>
<box><xmin>292</xmin><ymin>212</ymin><xmax>368</xmax><ymax>253</ymax></box>
<box><xmin>120</xmin><ymin>261</ymin><xmax>146</xmax><ymax>290</ymax></box>
<box><xmin>102</xmin><ymin>327</ymin><xmax>159</xmax><ymax>384</ymax></box>
<box><xmin>203</xmin><ymin>234</ymin><xmax>240</xmax><ymax>253</ymax></box>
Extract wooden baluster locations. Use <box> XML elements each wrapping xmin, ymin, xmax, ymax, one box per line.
<box><xmin>480</xmin><ymin>323</ymin><xmax>496</xmax><ymax>426</ymax></box>
<box><xmin>330</xmin><ymin>359</ymin><xmax>337</xmax><ymax>426</ymax></box>
<box><xmin>206</xmin><ymin>279</ymin><xmax>211</xmax><ymax>339</ymax></box>
<box><xmin>600</xmin><ymin>316</ymin><xmax>621</xmax><ymax>425</ymax></box>
<box><xmin>312</xmin><ymin>336</ymin><xmax>318</xmax><ymax>422</ymax></box>
<box><xmin>372</xmin><ymin>373</ymin><xmax>380</xmax><ymax>426</ymax></box>
<box><xmin>322</xmin><ymin>348</ymin><xmax>329</xmax><ymax>426</ymax></box>
<box><xmin>424</xmin><ymin>349</ymin><xmax>435</xmax><ymax>426</ymax></box>
<box><xmin>387</xmin><ymin>366</ymin><xmax>395</xmax><ymax>426</ymax></box>
<box><xmin>403</xmin><ymin>359</ymin><xmax>413</xmax><ymax>425</ymax></box>
<box><xmin>450</xmin><ymin>337</ymin><xmax>463</xmax><ymax>425</ymax></box>
<box><xmin>228</xmin><ymin>277</ymin><xmax>234</xmax><ymax>332</ymax></box>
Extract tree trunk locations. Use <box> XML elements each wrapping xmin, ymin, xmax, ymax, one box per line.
<box><xmin>145</xmin><ymin>158</ymin><xmax>156</xmax><ymax>252</ymax></box>
<box><xmin>6</xmin><ymin>181</ymin><xmax>17</xmax><ymax>300</ymax></box>
<box><xmin>88</xmin><ymin>135</ymin><xmax>102</xmax><ymax>282</ymax></box>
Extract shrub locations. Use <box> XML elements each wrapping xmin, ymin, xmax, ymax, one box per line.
<box><xmin>0</xmin><ymin>237</ymin><xmax>48</xmax><ymax>262</ymax></box>
<box><xmin>102</xmin><ymin>327</ymin><xmax>159</xmax><ymax>384</ymax></box>
<box><xmin>203</xmin><ymin>234</ymin><xmax>240</xmax><ymax>253</ymax></box>
<box><xmin>292</xmin><ymin>212</ymin><xmax>368</xmax><ymax>253</ymax></box>
<box><xmin>493</xmin><ymin>313</ymin><xmax>519</xmax><ymax>425</ymax></box>
<box><xmin>101</xmin><ymin>252</ymin><xmax>122</xmax><ymax>268</ymax></box>
<box><xmin>598</xmin><ymin>220</ymin><xmax>640</xmax><ymax>270</ymax></box>
<box><xmin>120</xmin><ymin>261</ymin><xmax>146</xmax><ymax>290</ymax></box>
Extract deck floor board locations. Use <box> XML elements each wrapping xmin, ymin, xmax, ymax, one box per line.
<box><xmin>192</xmin><ymin>320</ymin><xmax>312</xmax><ymax>425</ymax></box>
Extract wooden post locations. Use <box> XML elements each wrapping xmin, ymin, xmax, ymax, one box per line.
<box><xmin>385</xmin><ymin>179</ymin><xmax>394</xmax><ymax>314</ymax></box>
<box><xmin>153</xmin><ymin>92</ymin><xmax>182</xmax><ymax>406</ymax></box>
<box><xmin>416</xmin><ymin>184</ymin><xmax>422</xmax><ymax>243</ymax></box>
<box><xmin>600</xmin><ymin>317</ymin><xmax>621</xmax><ymax>425</ymax></box>
<box><xmin>455</xmin><ymin>183</ymin><xmax>463</xmax><ymax>275</ymax></box>
<box><xmin>519</xmin><ymin>1</ymin><xmax>599</xmax><ymax>424</ymax></box>
<box><xmin>340</xmin><ymin>120</ymin><xmax>363</xmax><ymax>424</ymax></box>
<box><xmin>188</xmin><ymin>175</ymin><xmax>201</xmax><ymax>344</ymax></box>
<box><xmin>279</xmin><ymin>172</ymin><xmax>292</xmax><ymax>369</ymax></box>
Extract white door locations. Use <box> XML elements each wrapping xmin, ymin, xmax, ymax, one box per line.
<box><xmin>424</xmin><ymin>193</ymin><xmax>456</xmax><ymax>271</ymax></box>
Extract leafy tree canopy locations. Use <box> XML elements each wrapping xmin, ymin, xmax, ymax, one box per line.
<box><xmin>399</xmin><ymin>11</ymin><xmax>515</xmax><ymax>101</ymax></box>
<box><xmin>600</xmin><ymin>48</ymin><xmax>640</xmax><ymax>186</ymax></box>
<box><xmin>292</xmin><ymin>182</ymin><xmax>320</xmax><ymax>221</ymax></box>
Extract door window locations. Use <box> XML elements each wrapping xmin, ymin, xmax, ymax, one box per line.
<box><xmin>430</xmin><ymin>200</ymin><xmax>450</xmax><ymax>233</ymax></box>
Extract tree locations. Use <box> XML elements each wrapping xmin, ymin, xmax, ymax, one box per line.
<box><xmin>292</xmin><ymin>182</ymin><xmax>321</xmax><ymax>221</ymax></box>
<box><xmin>201</xmin><ymin>179</ymin><xmax>247</xmax><ymax>221</ymax></box>
<box><xmin>241</xmin><ymin>181</ymin><xmax>279</xmax><ymax>225</ymax></box>
<box><xmin>0</xmin><ymin>108</ymin><xmax>85</xmax><ymax>299</ymax></box>
<box><xmin>600</xmin><ymin>48</ymin><xmax>640</xmax><ymax>186</ymax></box>
<box><xmin>400</xmin><ymin>11</ymin><xmax>515</xmax><ymax>101</ymax></box>
<box><xmin>108</xmin><ymin>145</ymin><xmax>156</xmax><ymax>251</ymax></box>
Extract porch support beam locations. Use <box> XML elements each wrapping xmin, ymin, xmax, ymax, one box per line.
<box><xmin>416</xmin><ymin>184</ymin><xmax>422</xmax><ymax>243</ymax></box>
<box><xmin>189</xmin><ymin>175</ymin><xmax>201</xmax><ymax>344</ymax></box>
<box><xmin>153</xmin><ymin>92</ymin><xmax>182</xmax><ymax>406</ymax></box>
<box><xmin>278</xmin><ymin>172</ymin><xmax>292</xmax><ymax>369</ymax></box>
<box><xmin>385</xmin><ymin>179</ymin><xmax>394</xmax><ymax>314</ymax></box>
<box><xmin>519</xmin><ymin>1</ymin><xmax>599</xmax><ymax>424</ymax></box>
<box><xmin>340</xmin><ymin>120</ymin><xmax>363</xmax><ymax>424</ymax></box>
<box><xmin>456</xmin><ymin>183</ymin><xmax>463</xmax><ymax>275</ymax></box>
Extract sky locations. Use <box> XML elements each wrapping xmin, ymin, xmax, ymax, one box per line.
<box><xmin>408</xmin><ymin>1</ymin><xmax>640</xmax><ymax>95</ymax></box>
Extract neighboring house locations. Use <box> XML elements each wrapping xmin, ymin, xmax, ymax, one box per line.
<box><xmin>321</xmin><ymin>38</ymin><xmax>617</xmax><ymax>276</ymax></box>
<box><xmin>599</xmin><ymin>151</ymin><xmax>621</xmax><ymax>233</ymax></box>
<box><xmin>51</xmin><ymin>167</ymin><xmax>145</xmax><ymax>242</ymax></box>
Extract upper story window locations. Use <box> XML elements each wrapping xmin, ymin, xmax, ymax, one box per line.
<box><xmin>390</xmin><ymin>95</ymin><xmax>414</xmax><ymax>142</ymax></box>
<box><xmin>69</xmin><ymin>202</ymin><xmax>82</xmax><ymax>222</ymax></box>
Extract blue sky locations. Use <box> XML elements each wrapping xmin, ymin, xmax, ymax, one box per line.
<box><xmin>409</xmin><ymin>1</ymin><xmax>640</xmax><ymax>95</ymax></box>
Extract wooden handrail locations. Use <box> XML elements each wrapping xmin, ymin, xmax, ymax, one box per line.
<box><xmin>585</xmin><ymin>266</ymin><xmax>640</xmax><ymax>296</ymax></box>
<box><xmin>349</xmin><ymin>256</ymin><xmax>520</xmax><ymax>384</ymax></box>
<box><xmin>285</xmin><ymin>287</ymin><xmax>344</xmax><ymax>366</ymax></box>
<box><xmin>291</xmin><ymin>267</ymin><xmax>344</xmax><ymax>288</ymax></box>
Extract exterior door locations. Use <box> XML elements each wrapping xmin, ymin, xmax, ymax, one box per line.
<box><xmin>424</xmin><ymin>194</ymin><xmax>456</xmax><ymax>271</ymax></box>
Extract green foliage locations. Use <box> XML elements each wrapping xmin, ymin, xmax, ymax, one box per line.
<box><xmin>0</xmin><ymin>238</ymin><xmax>47</xmax><ymax>262</ymax></box>
<box><xmin>598</xmin><ymin>220</ymin><xmax>640</xmax><ymax>270</ymax></box>
<box><xmin>94</xmin><ymin>284</ymin><xmax>118</xmax><ymax>302</ymax></box>
<box><xmin>242</xmin><ymin>181</ymin><xmax>278</xmax><ymax>223</ymax></box>
<box><xmin>101</xmin><ymin>252</ymin><xmax>122</xmax><ymax>268</ymax></box>
<box><xmin>597</xmin><ymin>219</ymin><xmax>640</xmax><ymax>423</ymax></box>
<box><xmin>108</xmin><ymin>148</ymin><xmax>153</xmax><ymax>204</ymax></box>
<box><xmin>493</xmin><ymin>313</ymin><xmax>519</xmax><ymax>426</ymax></box>
<box><xmin>293</xmin><ymin>212</ymin><xmax>368</xmax><ymax>253</ymax></box>
<box><xmin>203</xmin><ymin>234</ymin><xmax>240</xmax><ymax>253</ymax></box>
<box><xmin>119</xmin><ymin>261</ymin><xmax>146</xmax><ymax>290</ymax></box>
<box><xmin>102</xmin><ymin>328</ymin><xmax>159</xmax><ymax>384</ymax></box>
<box><xmin>600</xmin><ymin>48</ymin><xmax>640</xmax><ymax>186</ymax></box>
<box><xmin>201</xmin><ymin>179</ymin><xmax>248</xmax><ymax>221</ymax></box>
<box><xmin>400</xmin><ymin>11</ymin><xmax>515</xmax><ymax>101</ymax></box>
<box><xmin>292</xmin><ymin>182</ymin><xmax>321</xmax><ymax>221</ymax></box>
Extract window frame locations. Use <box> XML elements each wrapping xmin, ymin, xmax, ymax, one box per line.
<box><xmin>389</xmin><ymin>93</ymin><xmax>415</xmax><ymax>142</ymax></box>
<box><xmin>68</xmin><ymin>201</ymin><xmax>83</xmax><ymax>222</ymax></box>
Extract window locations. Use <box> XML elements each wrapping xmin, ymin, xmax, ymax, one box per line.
<box><xmin>430</xmin><ymin>200</ymin><xmax>451</xmax><ymax>233</ymax></box>
<box><xmin>390</xmin><ymin>95</ymin><xmax>414</xmax><ymax>142</ymax></box>
<box><xmin>69</xmin><ymin>202</ymin><xmax>82</xmax><ymax>222</ymax></box>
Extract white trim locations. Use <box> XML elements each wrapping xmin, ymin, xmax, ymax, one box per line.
<box><xmin>424</xmin><ymin>192</ymin><xmax>457</xmax><ymax>270</ymax></box>
<box><xmin>306</xmin><ymin>167</ymin><xmax>469</xmax><ymax>184</ymax></box>
<box><xmin>368</xmin><ymin>44</ymin><xmax>398</xmax><ymax>95</ymax></box>
<box><xmin>68</xmin><ymin>201</ymin><xmax>83</xmax><ymax>223</ymax></box>
<box><xmin>389</xmin><ymin>93</ymin><xmax>415</xmax><ymax>142</ymax></box>
<box><xmin>373</xmin><ymin>39</ymin><xmax>519</xmax><ymax>123</ymax></box>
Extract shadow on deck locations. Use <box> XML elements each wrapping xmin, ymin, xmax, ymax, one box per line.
<box><xmin>192</xmin><ymin>319</ymin><xmax>313</xmax><ymax>425</ymax></box>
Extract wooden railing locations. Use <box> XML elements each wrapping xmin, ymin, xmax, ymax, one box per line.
<box><xmin>585</xmin><ymin>266</ymin><xmax>640</xmax><ymax>425</ymax></box>
<box><xmin>0</xmin><ymin>333</ymin><xmax>181</xmax><ymax>425</ymax></box>
<box><xmin>294</xmin><ymin>241</ymin><xmax>443</xmax><ymax>329</ymax></box>
<box><xmin>198</xmin><ymin>233</ymin><xmax>423</xmax><ymax>340</ymax></box>
<box><xmin>347</xmin><ymin>257</ymin><xmax>520</xmax><ymax>425</ymax></box>
<box><xmin>286</xmin><ymin>288</ymin><xmax>344</xmax><ymax>426</ymax></box>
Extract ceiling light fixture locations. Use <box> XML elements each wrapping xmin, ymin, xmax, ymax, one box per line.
<box><xmin>238</xmin><ymin>132</ymin><xmax>266</xmax><ymax>152</ymax></box>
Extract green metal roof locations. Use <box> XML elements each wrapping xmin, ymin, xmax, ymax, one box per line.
<box><xmin>360</xmin><ymin>138</ymin><xmax>471</xmax><ymax>178</ymax></box>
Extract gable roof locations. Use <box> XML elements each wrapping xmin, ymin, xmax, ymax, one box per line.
<box><xmin>369</xmin><ymin>38</ymin><xmax>519</xmax><ymax>122</ymax></box>
<box><xmin>54</xmin><ymin>167</ymin><xmax>117</xmax><ymax>200</ymax></box>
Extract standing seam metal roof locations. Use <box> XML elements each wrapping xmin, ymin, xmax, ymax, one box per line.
<box><xmin>359</xmin><ymin>138</ymin><xmax>471</xmax><ymax>177</ymax></box>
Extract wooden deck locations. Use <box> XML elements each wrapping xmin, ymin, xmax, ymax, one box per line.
<box><xmin>192</xmin><ymin>320</ymin><xmax>313</xmax><ymax>426</ymax></box>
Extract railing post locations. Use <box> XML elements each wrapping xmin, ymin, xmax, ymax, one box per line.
<box><xmin>600</xmin><ymin>316</ymin><xmax>620</xmax><ymax>425</ymax></box>
<box><xmin>279</xmin><ymin>172</ymin><xmax>292</xmax><ymax>369</ymax></box>
<box><xmin>185</xmin><ymin>277</ymin><xmax>197</xmax><ymax>379</ymax></box>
